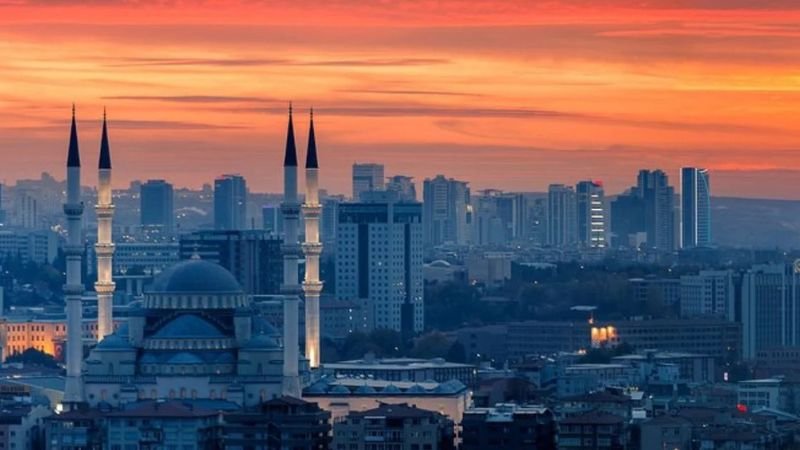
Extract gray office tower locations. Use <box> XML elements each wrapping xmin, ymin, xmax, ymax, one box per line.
<box><xmin>352</xmin><ymin>163</ymin><xmax>385</xmax><ymax>201</ymax></box>
<box><xmin>140</xmin><ymin>179</ymin><xmax>174</xmax><ymax>231</ymax></box>
<box><xmin>638</xmin><ymin>169</ymin><xmax>676</xmax><ymax>251</ymax></box>
<box><xmin>546</xmin><ymin>184</ymin><xmax>577</xmax><ymax>247</ymax></box>
<box><xmin>681</xmin><ymin>167</ymin><xmax>711</xmax><ymax>248</ymax></box>
<box><xmin>215</xmin><ymin>174</ymin><xmax>248</xmax><ymax>230</ymax></box>
<box><xmin>335</xmin><ymin>202</ymin><xmax>424</xmax><ymax>336</ymax></box>
<box><xmin>423</xmin><ymin>175</ymin><xmax>471</xmax><ymax>246</ymax></box>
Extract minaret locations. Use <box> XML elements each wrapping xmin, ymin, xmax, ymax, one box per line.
<box><xmin>302</xmin><ymin>109</ymin><xmax>322</xmax><ymax>368</ymax></box>
<box><xmin>281</xmin><ymin>105</ymin><xmax>301</xmax><ymax>396</ymax></box>
<box><xmin>95</xmin><ymin>109</ymin><xmax>115</xmax><ymax>341</ymax></box>
<box><xmin>63</xmin><ymin>105</ymin><xmax>85</xmax><ymax>407</ymax></box>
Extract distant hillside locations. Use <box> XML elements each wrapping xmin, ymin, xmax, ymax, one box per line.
<box><xmin>712</xmin><ymin>197</ymin><xmax>800</xmax><ymax>249</ymax></box>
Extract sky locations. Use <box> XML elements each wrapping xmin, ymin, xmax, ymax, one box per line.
<box><xmin>1</xmin><ymin>0</ymin><xmax>800</xmax><ymax>199</ymax></box>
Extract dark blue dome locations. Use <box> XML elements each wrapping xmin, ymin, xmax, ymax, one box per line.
<box><xmin>152</xmin><ymin>314</ymin><xmax>226</xmax><ymax>339</ymax></box>
<box><xmin>149</xmin><ymin>259</ymin><xmax>242</xmax><ymax>293</ymax></box>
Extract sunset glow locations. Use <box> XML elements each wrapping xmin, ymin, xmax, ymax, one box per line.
<box><xmin>1</xmin><ymin>0</ymin><xmax>800</xmax><ymax>197</ymax></box>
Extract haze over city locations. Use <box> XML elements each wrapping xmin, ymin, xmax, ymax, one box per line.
<box><xmin>2</xmin><ymin>0</ymin><xmax>800</xmax><ymax>198</ymax></box>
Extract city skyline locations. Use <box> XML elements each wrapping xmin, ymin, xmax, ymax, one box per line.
<box><xmin>2</xmin><ymin>1</ymin><xmax>800</xmax><ymax>199</ymax></box>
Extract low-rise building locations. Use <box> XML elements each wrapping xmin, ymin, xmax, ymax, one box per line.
<box><xmin>303</xmin><ymin>377</ymin><xmax>471</xmax><ymax>426</ymax></box>
<box><xmin>321</xmin><ymin>357</ymin><xmax>476</xmax><ymax>386</ymax></box>
<box><xmin>332</xmin><ymin>403</ymin><xmax>454</xmax><ymax>450</ymax></box>
<box><xmin>460</xmin><ymin>404</ymin><xmax>556</xmax><ymax>450</ymax></box>
<box><xmin>105</xmin><ymin>400</ymin><xmax>220</xmax><ymax>450</ymax></box>
<box><xmin>612</xmin><ymin>319</ymin><xmax>741</xmax><ymax>361</ymax></box>
<box><xmin>558</xmin><ymin>411</ymin><xmax>627</xmax><ymax>450</ymax></box>
<box><xmin>220</xmin><ymin>396</ymin><xmax>331</xmax><ymax>450</ymax></box>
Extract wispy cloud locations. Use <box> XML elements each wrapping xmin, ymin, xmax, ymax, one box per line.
<box><xmin>103</xmin><ymin>56</ymin><xmax>449</xmax><ymax>68</ymax></box>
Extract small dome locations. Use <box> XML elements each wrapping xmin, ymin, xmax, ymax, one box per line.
<box><xmin>252</xmin><ymin>317</ymin><xmax>281</xmax><ymax>337</ymax></box>
<box><xmin>148</xmin><ymin>259</ymin><xmax>242</xmax><ymax>294</ymax></box>
<box><xmin>152</xmin><ymin>314</ymin><xmax>226</xmax><ymax>339</ymax></box>
<box><xmin>241</xmin><ymin>334</ymin><xmax>280</xmax><ymax>350</ymax></box>
<box><xmin>354</xmin><ymin>384</ymin><xmax>377</xmax><ymax>394</ymax></box>
<box><xmin>406</xmin><ymin>384</ymin><xmax>426</xmax><ymax>394</ymax></box>
<box><xmin>382</xmin><ymin>384</ymin><xmax>401</xmax><ymax>394</ymax></box>
<box><xmin>95</xmin><ymin>333</ymin><xmax>134</xmax><ymax>351</ymax></box>
<box><xmin>330</xmin><ymin>385</ymin><xmax>351</xmax><ymax>395</ymax></box>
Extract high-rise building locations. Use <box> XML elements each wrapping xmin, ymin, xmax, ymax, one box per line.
<box><xmin>387</xmin><ymin>175</ymin><xmax>417</xmax><ymax>202</ymax></box>
<box><xmin>179</xmin><ymin>230</ymin><xmax>283</xmax><ymax>295</ymax></box>
<box><xmin>0</xmin><ymin>183</ymin><xmax>6</xmax><ymax>225</ymax></box>
<box><xmin>681</xmin><ymin>167</ymin><xmax>711</xmax><ymax>249</ymax></box>
<box><xmin>610</xmin><ymin>191</ymin><xmax>646</xmax><ymax>248</ymax></box>
<box><xmin>423</xmin><ymin>175</ymin><xmax>470</xmax><ymax>246</ymax></box>
<box><xmin>352</xmin><ymin>163</ymin><xmax>384</xmax><ymax>201</ymax></box>
<box><xmin>262</xmin><ymin>204</ymin><xmax>282</xmax><ymax>234</ymax></box>
<box><xmin>335</xmin><ymin>202</ymin><xmax>424</xmax><ymax>334</ymax></box>
<box><xmin>321</xmin><ymin>196</ymin><xmax>343</xmax><ymax>247</ymax></box>
<box><xmin>546</xmin><ymin>184</ymin><xmax>577</xmax><ymax>247</ymax></box>
<box><xmin>638</xmin><ymin>169</ymin><xmax>676</xmax><ymax>251</ymax></box>
<box><xmin>576</xmin><ymin>180</ymin><xmax>606</xmax><ymax>248</ymax></box>
<box><xmin>680</xmin><ymin>270</ymin><xmax>734</xmax><ymax>319</ymax></box>
<box><xmin>741</xmin><ymin>264</ymin><xmax>800</xmax><ymax>359</ymax></box>
<box><xmin>214</xmin><ymin>174</ymin><xmax>248</xmax><ymax>230</ymax></box>
<box><xmin>140</xmin><ymin>179</ymin><xmax>174</xmax><ymax>231</ymax></box>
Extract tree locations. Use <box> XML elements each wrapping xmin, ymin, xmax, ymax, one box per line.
<box><xmin>7</xmin><ymin>348</ymin><xmax>59</xmax><ymax>369</ymax></box>
<box><xmin>410</xmin><ymin>332</ymin><xmax>452</xmax><ymax>359</ymax></box>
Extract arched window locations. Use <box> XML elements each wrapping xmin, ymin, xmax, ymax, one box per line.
<box><xmin>168</xmin><ymin>389</ymin><xmax>175</xmax><ymax>399</ymax></box>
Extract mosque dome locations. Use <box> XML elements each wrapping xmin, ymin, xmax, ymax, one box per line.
<box><xmin>149</xmin><ymin>259</ymin><xmax>242</xmax><ymax>294</ymax></box>
<box><xmin>94</xmin><ymin>333</ymin><xmax>134</xmax><ymax>351</ymax></box>
<box><xmin>241</xmin><ymin>334</ymin><xmax>280</xmax><ymax>350</ymax></box>
<box><xmin>152</xmin><ymin>314</ymin><xmax>226</xmax><ymax>339</ymax></box>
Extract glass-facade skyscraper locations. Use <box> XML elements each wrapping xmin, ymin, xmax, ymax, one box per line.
<box><xmin>214</xmin><ymin>174</ymin><xmax>248</xmax><ymax>230</ymax></box>
<box><xmin>681</xmin><ymin>167</ymin><xmax>711</xmax><ymax>248</ymax></box>
<box><xmin>140</xmin><ymin>179</ymin><xmax>174</xmax><ymax>231</ymax></box>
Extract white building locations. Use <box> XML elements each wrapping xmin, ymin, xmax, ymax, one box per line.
<box><xmin>680</xmin><ymin>270</ymin><xmax>735</xmax><ymax>319</ymax></box>
<box><xmin>0</xmin><ymin>229</ymin><xmax>57</xmax><ymax>264</ymax></box>
<box><xmin>335</xmin><ymin>202</ymin><xmax>424</xmax><ymax>333</ymax></box>
<box><xmin>576</xmin><ymin>180</ymin><xmax>606</xmax><ymax>249</ymax></box>
<box><xmin>741</xmin><ymin>264</ymin><xmax>800</xmax><ymax>359</ymax></box>
<box><xmin>547</xmin><ymin>184</ymin><xmax>577</xmax><ymax>247</ymax></box>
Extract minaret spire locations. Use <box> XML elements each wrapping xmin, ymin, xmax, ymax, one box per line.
<box><xmin>95</xmin><ymin>108</ymin><xmax>116</xmax><ymax>342</ymax></box>
<box><xmin>305</xmin><ymin>108</ymin><xmax>318</xmax><ymax>169</ymax></box>
<box><xmin>303</xmin><ymin>108</ymin><xmax>323</xmax><ymax>368</ymax></box>
<box><xmin>98</xmin><ymin>107</ymin><xmax>111</xmax><ymax>169</ymax></box>
<box><xmin>63</xmin><ymin>105</ymin><xmax>85</xmax><ymax>407</ymax></box>
<box><xmin>67</xmin><ymin>103</ymin><xmax>80</xmax><ymax>168</ymax></box>
<box><xmin>284</xmin><ymin>103</ymin><xmax>298</xmax><ymax>167</ymax></box>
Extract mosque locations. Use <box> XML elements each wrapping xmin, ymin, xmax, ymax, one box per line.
<box><xmin>61</xmin><ymin>105</ymin><xmax>321</xmax><ymax>409</ymax></box>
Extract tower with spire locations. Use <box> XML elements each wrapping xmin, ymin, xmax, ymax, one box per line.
<box><xmin>95</xmin><ymin>109</ymin><xmax>115</xmax><ymax>341</ymax></box>
<box><xmin>280</xmin><ymin>104</ymin><xmax>302</xmax><ymax>396</ymax></box>
<box><xmin>63</xmin><ymin>106</ymin><xmax>85</xmax><ymax>407</ymax></box>
<box><xmin>302</xmin><ymin>109</ymin><xmax>322</xmax><ymax>368</ymax></box>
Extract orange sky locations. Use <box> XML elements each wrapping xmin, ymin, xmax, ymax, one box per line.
<box><xmin>1</xmin><ymin>0</ymin><xmax>800</xmax><ymax>198</ymax></box>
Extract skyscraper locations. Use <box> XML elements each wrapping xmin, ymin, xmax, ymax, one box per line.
<box><xmin>681</xmin><ymin>167</ymin><xmax>711</xmax><ymax>249</ymax></box>
<box><xmin>422</xmin><ymin>175</ymin><xmax>470</xmax><ymax>246</ymax></box>
<box><xmin>352</xmin><ymin>163</ymin><xmax>384</xmax><ymax>201</ymax></box>
<box><xmin>638</xmin><ymin>169</ymin><xmax>676</xmax><ymax>251</ymax></box>
<box><xmin>335</xmin><ymin>202</ymin><xmax>424</xmax><ymax>334</ymax></box>
<box><xmin>576</xmin><ymin>180</ymin><xmax>606</xmax><ymax>248</ymax></box>
<box><xmin>546</xmin><ymin>184</ymin><xmax>577</xmax><ymax>247</ymax></box>
<box><xmin>386</xmin><ymin>175</ymin><xmax>417</xmax><ymax>202</ymax></box>
<box><xmin>214</xmin><ymin>174</ymin><xmax>248</xmax><ymax>230</ymax></box>
<box><xmin>140</xmin><ymin>179</ymin><xmax>174</xmax><ymax>231</ymax></box>
<box><xmin>610</xmin><ymin>191</ymin><xmax>645</xmax><ymax>248</ymax></box>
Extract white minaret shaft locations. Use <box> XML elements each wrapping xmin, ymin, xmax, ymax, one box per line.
<box><xmin>281</xmin><ymin>105</ymin><xmax>301</xmax><ymax>397</ymax></box>
<box><xmin>63</xmin><ymin>106</ymin><xmax>85</xmax><ymax>406</ymax></box>
<box><xmin>302</xmin><ymin>109</ymin><xmax>322</xmax><ymax>368</ymax></box>
<box><xmin>95</xmin><ymin>111</ymin><xmax>115</xmax><ymax>341</ymax></box>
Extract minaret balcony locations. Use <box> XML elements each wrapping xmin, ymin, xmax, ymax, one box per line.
<box><xmin>302</xmin><ymin>281</ymin><xmax>323</xmax><ymax>295</ymax></box>
<box><xmin>63</xmin><ymin>203</ymin><xmax>84</xmax><ymax>215</ymax></box>
<box><xmin>94</xmin><ymin>243</ymin><xmax>115</xmax><ymax>256</ymax></box>
<box><xmin>95</xmin><ymin>205</ymin><xmax>115</xmax><ymax>216</ymax></box>
<box><xmin>301</xmin><ymin>242</ymin><xmax>323</xmax><ymax>255</ymax></box>
<box><xmin>281</xmin><ymin>243</ymin><xmax>302</xmax><ymax>255</ymax></box>
<box><xmin>63</xmin><ymin>245</ymin><xmax>84</xmax><ymax>256</ymax></box>
<box><xmin>94</xmin><ymin>282</ymin><xmax>116</xmax><ymax>294</ymax></box>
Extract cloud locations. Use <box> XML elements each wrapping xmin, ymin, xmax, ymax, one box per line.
<box><xmin>337</xmin><ymin>88</ymin><xmax>484</xmax><ymax>97</ymax></box>
<box><xmin>102</xmin><ymin>95</ymin><xmax>277</xmax><ymax>104</ymax></box>
<box><xmin>103</xmin><ymin>56</ymin><xmax>449</xmax><ymax>68</ymax></box>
